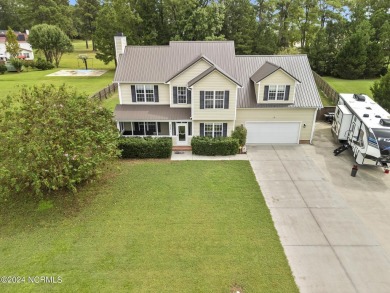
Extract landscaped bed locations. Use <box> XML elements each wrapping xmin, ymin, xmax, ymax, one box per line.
<box><xmin>0</xmin><ymin>161</ymin><xmax>298</xmax><ymax>292</ymax></box>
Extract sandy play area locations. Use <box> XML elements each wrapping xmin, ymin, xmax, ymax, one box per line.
<box><xmin>47</xmin><ymin>70</ymin><xmax>107</xmax><ymax>77</ymax></box>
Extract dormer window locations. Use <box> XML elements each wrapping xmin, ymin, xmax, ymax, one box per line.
<box><xmin>264</xmin><ymin>85</ymin><xmax>290</xmax><ymax>101</ymax></box>
<box><xmin>268</xmin><ymin>85</ymin><xmax>287</xmax><ymax>101</ymax></box>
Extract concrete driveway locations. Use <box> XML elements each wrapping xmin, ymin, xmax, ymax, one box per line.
<box><xmin>248</xmin><ymin>122</ymin><xmax>390</xmax><ymax>293</ymax></box>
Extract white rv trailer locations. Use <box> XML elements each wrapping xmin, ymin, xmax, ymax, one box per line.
<box><xmin>331</xmin><ymin>93</ymin><xmax>390</xmax><ymax>168</ymax></box>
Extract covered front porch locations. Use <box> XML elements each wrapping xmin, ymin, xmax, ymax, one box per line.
<box><xmin>114</xmin><ymin>104</ymin><xmax>193</xmax><ymax>146</ymax></box>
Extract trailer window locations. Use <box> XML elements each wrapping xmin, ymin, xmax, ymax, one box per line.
<box><xmin>373</xmin><ymin>128</ymin><xmax>390</xmax><ymax>154</ymax></box>
<box><xmin>357</xmin><ymin>129</ymin><xmax>365</xmax><ymax>148</ymax></box>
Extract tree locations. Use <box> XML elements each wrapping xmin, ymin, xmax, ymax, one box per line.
<box><xmin>76</xmin><ymin>0</ymin><xmax>101</xmax><ymax>49</ymax></box>
<box><xmin>275</xmin><ymin>0</ymin><xmax>302</xmax><ymax>48</ymax></box>
<box><xmin>0</xmin><ymin>84</ymin><xmax>119</xmax><ymax>199</ymax></box>
<box><xmin>28</xmin><ymin>24</ymin><xmax>73</xmax><ymax>68</ymax></box>
<box><xmin>334</xmin><ymin>20</ymin><xmax>372</xmax><ymax>79</ymax></box>
<box><xmin>5</xmin><ymin>27</ymin><xmax>20</xmax><ymax>58</ymax></box>
<box><xmin>0</xmin><ymin>0</ymin><xmax>22</xmax><ymax>31</ymax></box>
<box><xmin>19</xmin><ymin>0</ymin><xmax>77</xmax><ymax>37</ymax></box>
<box><xmin>222</xmin><ymin>0</ymin><xmax>257</xmax><ymax>54</ymax></box>
<box><xmin>94</xmin><ymin>0</ymin><xmax>141</xmax><ymax>66</ymax></box>
<box><xmin>371</xmin><ymin>71</ymin><xmax>390</xmax><ymax>111</ymax></box>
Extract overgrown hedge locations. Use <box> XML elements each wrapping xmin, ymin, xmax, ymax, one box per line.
<box><xmin>191</xmin><ymin>136</ymin><xmax>239</xmax><ymax>156</ymax></box>
<box><xmin>118</xmin><ymin>137</ymin><xmax>172</xmax><ymax>159</ymax></box>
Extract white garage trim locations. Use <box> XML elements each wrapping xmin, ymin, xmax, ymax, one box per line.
<box><xmin>245</xmin><ymin>121</ymin><xmax>301</xmax><ymax>144</ymax></box>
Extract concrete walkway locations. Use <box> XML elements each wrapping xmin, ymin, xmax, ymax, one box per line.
<box><xmin>248</xmin><ymin>136</ymin><xmax>390</xmax><ymax>292</ymax></box>
<box><xmin>171</xmin><ymin>151</ymin><xmax>248</xmax><ymax>161</ymax></box>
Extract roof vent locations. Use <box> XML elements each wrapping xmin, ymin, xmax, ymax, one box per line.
<box><xmin>354</xmin><ymin>94</ymin><xmax>366</xmax><ymax>102</ymax></box>
<box><xmin>380</xmin><ymin>119</ymin><xmax>390</xmax><ymax>127</ymax></box>
<box><xmin>366</xmin><ymin>107</ymin><xmax>372</xmax><ymax>110</ymax></box>
<box><xmin>375</xmin><ymin>115</ymin><xmax>381</xmax><ymax>118</ymax></box>
<box><xmin>363</xmin><ymin>114</ymin><xmax>369</xmax><ymax>118</ymax></box>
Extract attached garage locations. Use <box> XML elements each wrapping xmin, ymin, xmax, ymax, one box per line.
<box><xmin>246</xmin><ymin>121</ymin><xmax>301</xmax><ymax>144</ymax></box>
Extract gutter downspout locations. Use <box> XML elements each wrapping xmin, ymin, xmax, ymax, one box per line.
<box><xmin>310</xmin><ymin>108</ymin><xmax>318</xmax><ymax>144</ymax></box>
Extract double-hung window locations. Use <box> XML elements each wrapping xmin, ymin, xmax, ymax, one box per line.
<box><xmin>205</xmin><ymin>91</ymin><xmax>214</xmax><ymax>109</ymax></box>
<box><xmin>204</xmin><ymin>123</ymin><xmax>223</xmax><ymax>138</ymax></box>
<box><xmin>204</xmin><ymin>91</ymin><xmax>224</xmax><ymax>109</ymax></box>
<box><xmin>215</xmin><ymin>91</ymin><xmax>224</xmax><ymax>108</ymax></box>
<box><xmin>136</xmin><ymin>85</ymin><xmax>155</xmax><ymax>102</ymax></box>
<box><xmin>177</xmin><ymin>87</ymin><xmax>187</xmax><ymax>104</ymax></box>
<box><xmin>268</xmin><ymin>85</ymin><xmax>286</xmax><ymax>101</ymax></box>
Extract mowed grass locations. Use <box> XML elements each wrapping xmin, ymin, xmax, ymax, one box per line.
<box><xmin>0</xmin><ymin>40</ymin><xmax>115</xmax><ymax>99</ymax></box>
<box><xmin>323</xmin><ymin>76</ymin><xmax>378</xmax><ymax>96</ymax></box>
<box><xmin>0</xmin><ymin>161</ymin><xmax>298</xmax><ymax>293</ymax></box>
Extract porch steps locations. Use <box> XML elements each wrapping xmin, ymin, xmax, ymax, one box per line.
<box><xmin>172</xmin><ymin>146</ymin><xmax>192</xmax><ymax>152</ymax></box>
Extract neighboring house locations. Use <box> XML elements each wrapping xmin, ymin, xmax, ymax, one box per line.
<box><xmin>113</xmin><ymin>35</ymin><xmax>322</xmax><ymax>146</ymax></box>
<box><xmin>0</xmin><ymin>30</ymin><xmax>34</xmax><ymax>61</ymax></box>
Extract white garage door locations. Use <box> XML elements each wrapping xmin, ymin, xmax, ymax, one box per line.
<box><xmin>246</xmin><ymin>122</ymin><xmax>300</xmax><ymax>144</ymax></box>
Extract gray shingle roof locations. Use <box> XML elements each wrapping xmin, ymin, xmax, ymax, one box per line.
<box><xmin>250</xmin><ymin>61</ymin><xmax>300</xmax><ymax>83</ymax></box>
<box><xmin>114</xmin><ymin>41</ymin><xmax>322</xmax><ymax>109</ymax></box>
<box><xmin>114</xmin><ymin>105</ymin><xmax>191</xmax><ymax>121</ymax></box>
<box><xmin>114</xmin><ymin>41</ymin><xmax>236</xmax><ymax>83</ymax></box>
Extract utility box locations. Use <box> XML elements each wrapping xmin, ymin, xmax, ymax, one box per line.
<box><xmin>332</xmin><ymin>105</ymin><xmax>353</xmax><ymax>141</ymax></box>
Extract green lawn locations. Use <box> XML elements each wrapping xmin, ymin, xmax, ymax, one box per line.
<box><xmin>0</xmin><ymin>160</ymin><xmax>298</xmax><ymax>292</ymax></box>
<box><xmin>322</xmin><ymin>76</ymin><xmax>378</xmax><ymax>96</ymax></box>
<box><xmin>317</xmin><ymin>86</ymin><xmax>335</xmax><ymax>106</ymax></box>
<box><xmin>101</xmin><ymin>91</ymin><xmax>120</xmax><ymax>112</ymax></box>
<box><xmin>0</xmin><ymin>40</ymin><xmax>115</xmax><ymax>99</ymax></box>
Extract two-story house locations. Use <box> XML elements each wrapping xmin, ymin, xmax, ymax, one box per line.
<box><xmin>113</xmin><ymin>35</ymin><xmax>322</xmax><ymax>146</ymax></box>
<box><xmin>0</xmin><ymin>30</ymin><xmax>34</xmax><ymax>61</ymax></box>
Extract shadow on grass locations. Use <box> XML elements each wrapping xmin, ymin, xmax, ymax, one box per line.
<box><xmin>0</xmin><ymin>162</ymin><xmax>119</xmax><ymax>236</ymax></box>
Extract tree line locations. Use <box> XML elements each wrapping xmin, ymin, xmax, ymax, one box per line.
<box><xmin>1</xmin><ymin>0</ymin><xmax>389</xmax><ymax>79</ymax></box>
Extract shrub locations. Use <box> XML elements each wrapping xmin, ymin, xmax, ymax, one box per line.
<box><xmin>23</xmin><ymin>60</ymin><xmax>35</xmax><ymax>70</ymax></box>
<box><xmin>231</xmin><ymin>125</ymin><xmax>247</xmax><ymax>147</ymax></box>
<box><xmin>35</xmin><ymin>57</ymin><xmax>54</xmax><ymax>70</ymax></box>
<box><xmin>371</xmin><ymin>71</ymin><xmax>390</xmax><ymax>111</ymax></box>
<box><xmin>191</xmin><ymin>136</ymin><xmax>239</xmax><ymax>156</ymax></box>
<box><xmin>0</xmin><ymin>64</ymin><xmax>6</xmax><ymax>74</ymax></box>
<box><xmin>10</xmin><ymin>58</ymin><xmax>23</xmax><ymax>72</ymax></box>
<box><xmin>118</xmin><ymin>137</ymin><xmax>172</xmax><ymax>159</ymax></box>
<box><xmin>0</xmin><ymin>84</ymin><xmax>119</xmax><ymax>199</ymax></box>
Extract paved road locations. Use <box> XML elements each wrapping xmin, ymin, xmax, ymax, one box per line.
<box><xmin>248</xmin><ymin>122</ymin><xmax>390</xmax><ymax>293</ymax></box>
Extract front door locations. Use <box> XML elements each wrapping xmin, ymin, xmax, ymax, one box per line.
<box><xmin>176</xmin><ymin>123</ymin><xmax>187</xmax><ymax>145</ymax></box>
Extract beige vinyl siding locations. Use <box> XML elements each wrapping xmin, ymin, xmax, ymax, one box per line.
<box><xmin>192</xmin><ymin>71</ymin><xmax>237</xmax><ymax>120</ymax></box>
<box><xmin>236</xmin><ymin>108</ymin><xmax>316</xmax><ymax>140</ymax></box>
<box><xmin>170</xmin><ymin>59</ymin><xmax>211</xmax><ymax>108</ymax></box>
<box><xmin>192</xmin><ymin>121</ymin><xmax>235</xmax><ymax>137</ymax></box>
<box><xmin>120</xmin><ymin>83</ymin><xmax>170</xmax><ymax>105</ymax></box>
<box><xmin>258</xmin><ymin>69</ymin><xmax>296</xmax><ymax>104</ymax></box>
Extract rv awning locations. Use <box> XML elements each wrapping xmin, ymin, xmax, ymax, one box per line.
<box><xmin>114</xmin><ymin>104</ymin><xmax>191</xmax><ymax>121</ymax></box>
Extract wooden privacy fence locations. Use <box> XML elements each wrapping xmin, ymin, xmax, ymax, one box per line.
<box><xmin>312</xmin><ymin>71</ymin><xmax>339</xmax><ymax>104</ymax></box>
<box><xmin>317</xmin><ymin>106</ymin><xmax>336</xmax><ymax>121</ymax></box>
<box><xmin>90</xmin><ymin>83</ymin><xmax>118</xmax><ymax>100</ymax></box>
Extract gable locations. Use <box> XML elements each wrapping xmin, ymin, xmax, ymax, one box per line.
<box><xmin>169</xmin><ymin>59</ymin><xmax>212</xmax><ymax>85</ymax></box>
<box><xmin>260</xmin><ymin>69</ymin><xmax>296</xmax><ymax>86</ymax></box>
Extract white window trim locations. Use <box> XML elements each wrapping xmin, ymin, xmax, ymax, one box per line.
<box><xmin>204</xmin><ymin>122</ymin><xmax>223</xmax><ymax>138</ymax></box>
<box><xmin>177</xmin><ymin>86</ymin><xmax>187</xmax><ymax>104</ymax></box>
<box><xmin>204</xmin><ymin>90</ymin><xmax>225</xmax><ymax>109</ymax></box>
<box><xmin>267</xmin><ymin>85</ymin><xmax>286</xmax><ymax>101</ymax></box>
<box><xmin>135</xmin><ymin>85</ymin><xmax>155</xmax><ymax>103</ymax></box>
